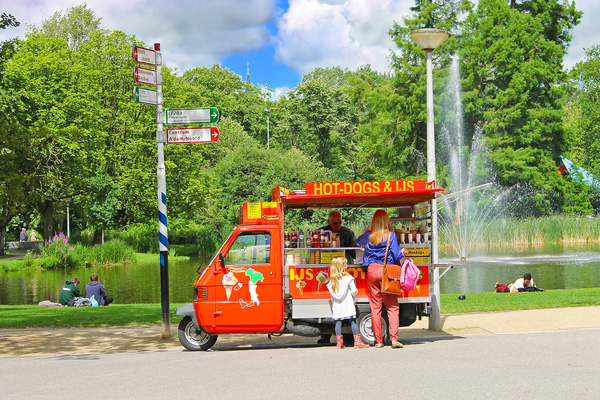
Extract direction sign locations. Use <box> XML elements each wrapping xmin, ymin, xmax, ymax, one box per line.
<box><xmin>166</xmin><ymin>127</ymin><xmax>220</xmax><ymax>144</ymax></box>
<box><xmin>133</xmin><ymin>46</ymin><xmax>156</xmax><ymax>66</ymax></box>
<box><xmin>165</xmin><ymin>108</ymin><xmax>220</xmax><ymax>125</ymax></box>
<box><xmin>134</xmin><ymin>66</ymin><xmax>157</xmax><ymax>86</ymax></box>
<box><xmin>133</xmin><ymin>87</ymin><xmax>157</xmax><ymax>105</ymax></box>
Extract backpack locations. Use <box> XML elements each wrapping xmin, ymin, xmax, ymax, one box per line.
<box><xmin>400</xmin><ymin>258</ymin><xmax>420</xmax><ymax>291</ymax></box>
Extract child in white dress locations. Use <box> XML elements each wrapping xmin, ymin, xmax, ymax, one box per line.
<box><xmin>326</xmin><ymin>257</ymin><xmax>370</xmax><ymax>349</ymax></box>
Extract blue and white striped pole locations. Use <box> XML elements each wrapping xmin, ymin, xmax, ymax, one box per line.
<box><xmin>155</xmin><ymin>43</ymin><xmax>170</xmax><ymax>339</ymax></box>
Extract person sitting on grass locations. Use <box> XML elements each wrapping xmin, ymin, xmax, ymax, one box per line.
<box><xmin>85</xmin><ymin>273</ymin><xmax>114</xmax><ymax>306</ymax></box>
<box><xmin>58</xmin><ymin>278</ymin><xmax>80</xmax><ymax>305</ymax></box>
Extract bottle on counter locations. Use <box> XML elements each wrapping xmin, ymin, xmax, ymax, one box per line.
<box><xmin>306</xmin><ymin>230</ymin><xmax>312</xmax><ymax>247</ymax></box>
<box><xmin>416</xmin><ymin>227</ymin><xmax>422</xmax><ymax>244</ymax></box>
<box><xmin>319</xmin><ymin>229</ymin><xmax>325</xmax><ymax>248</ymax></box>
<box><xmin>407</xmin><ymin>227</ymin><xmax>412</xmax><ymax>244</ymax></box>
<box><xmin>298</xmin><ymin>229</ymin><xmax>305</xmax><ymax>248</ymax></box>
<box><xmin>410</xmin><ymin>224</ymin><xmax>417</xmax><ymax>243</ymax></box>
<box><xmin>284</xmin><ymin>230</ymin><xmax>290</xmax><ymax>248</ymax></box>
<box><xmin>312</xmin><ymin>230</ymin><xmax>320</xmax><ymax>248</ymax></box>
<box><xmin>291</xmin><ymin>230</ymin><xmax>298</xmax><ymax>248</ymax></box>
<box><xmin>399</xmin><ymin>226</ymin><xmax>405</xmax><ymax>244</ymax></box>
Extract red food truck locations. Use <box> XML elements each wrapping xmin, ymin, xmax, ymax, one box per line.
<box><xmin>176</xmin><ymin>179</ymin><xmax>443</xmax><ymax>350</ymax></box>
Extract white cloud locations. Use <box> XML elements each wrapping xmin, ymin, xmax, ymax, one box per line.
<box><xmin>274</xmin><ymin>0</ymin><xmax>412</xmax><ymax>74</ymax></box>
<box><xmin>564</xmin><ymin>0</ymin><xmax>600</xmax><ymax>69</ymax></box>
<box><xmin>1</xmin><ymin>0</ymin><xmax>598</xmax><ymax>88</ymax></box>
<box><xmin>0</xmin><ymin>0</ymin><xmax>274</xmax><ymax>72</ymax></box>
<box><xmin>272</xmin><ymin>86</ymin><xmax>292</xmax><ymax>100</ymax></box>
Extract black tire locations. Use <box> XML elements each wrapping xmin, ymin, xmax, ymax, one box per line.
<box><xmin>177</xmin><ymin>316</ymin><xmax>218</xmax><ymax>351</ymax></box>
<box><xmin>357</xmin><ymin>312</ymin><xmax>389</xmax><ymax>345</ymax></box>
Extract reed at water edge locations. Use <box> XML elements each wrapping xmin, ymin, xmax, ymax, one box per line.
<box><xmin>440</xmin><ymin>215</ymin><xmax>600</xmax><ymax>247</ymax></box>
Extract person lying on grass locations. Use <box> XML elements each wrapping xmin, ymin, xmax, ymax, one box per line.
<box><xmin>495</xmin><ymin>273</ymin><xmax>545</xmax><ymax>293</ymax></box>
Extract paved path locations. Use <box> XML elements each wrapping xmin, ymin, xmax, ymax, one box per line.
<box><xmin>1</xmin><ymin>306</ymin><xmax>599</xmax><ymax>357</ymax></box>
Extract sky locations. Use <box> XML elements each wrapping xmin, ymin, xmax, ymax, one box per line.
<box><xmin>1</xmin><ymin>0</ymin><xmax>599</xmax><ymax>99</ymax></box>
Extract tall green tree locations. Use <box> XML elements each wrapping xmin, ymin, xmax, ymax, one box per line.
<box><xmin>0</xmin><ymin>12</ymin><xmax>20</xmax><ymax>80</ymax></box>
<box><xmin>0</xmin><ymin>31</ymin><xmax>93</xmax><ymax>238</ymax></box>
<box><xmin>566</xmin><ymin>46</ymin><xmax>600</xmax><ymax>179</ymax></box>
<box><xmin>275</xmin><ymin>68</ymin><xmax>360</xmax><ymax>178</ymax></box>
<box><xmin>39</xmin><ymin>4</ymin><xmax>101</xmax><ymax>52</ymax></box>
<box><xmin>460</xmin><ymin>0</ymin><xmax>581</xmax><ymax>214</ymax></box>
<box><xmin>356</xmin><ymin>0</ymin><xmax>467</xmax><ymax>181</ymax></box>
<box><xmin>180</xmin><ymin>65</ymin><xmax>269</xmax><ymax>145</ymax></box>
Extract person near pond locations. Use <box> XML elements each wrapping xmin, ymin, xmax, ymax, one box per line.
<box><xmin>85</xmin><ymin>273</ymin><xmax>114</xmax><ymax>306</ymax></box>
<box><xmin>58</xmin><ymin>278</ymin><xmax>80</xmax><ymax>305</ymax></box>
<box><xmin>357</xmin><ymin>209</ymin><xmax>408</xmax><ymax>348</ymax></box>
<box><xmin>495</xmin><ymin>273</ymin><xmax>544</xmax><ymax>293</ymax></box>
<box><xmin>326</xmin><ymin>256</ymin><xmax>370</xmax><ymax>349</ymax></box>
<box><xmin>19</xmin><ymin>227</ymin><xmax>28</xmax><ymax>241</ymax></box>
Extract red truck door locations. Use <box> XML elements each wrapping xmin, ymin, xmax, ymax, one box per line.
<box><xmin>212</xmin><ymin>227</ymin><xmax>284</xmax><ymax>333</ymax></box>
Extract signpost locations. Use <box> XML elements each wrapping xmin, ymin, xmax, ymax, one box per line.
<box><xmin>133</xmin><ymin>46</ymin><xmax>156</xmax><ymax>66</ymax></box>
<box><xmin>134</xmin><ymin>66</ymin><xmax>157</xmax><ymax>86</ymax></box>
<box><xmin>166</xmin><ymin>127</ymin><xmax>220</xmax><ymax>144</ymax></box>
<box><xmin>133</xmin><ymin>87</ymin><xmax>158</xmax><ymax>105</ymax></box>
<box><xmin>165</xmin><ymin>107</ymin><xmax>220</xmax><ymax>125</ymax></box>
<box><xmin>131</xmin><ymin>44</ymin><xmax>221</xmax><ymax>339</ymax></box>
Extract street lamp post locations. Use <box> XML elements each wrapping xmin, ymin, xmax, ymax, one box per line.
<box><xmin>265</xmin><ymin>108</ymin><xmax>270</xmax><ymax>149</ymax></box>
<box><xmin>410</xmin><ymin>28</ymin><xmax>449</xmax><ymax>331</ymax></box>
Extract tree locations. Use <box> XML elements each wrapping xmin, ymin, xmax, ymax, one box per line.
<box><xmin>180</xmin><ymin>65</ymin><xmax>269</xmax><ymax>145</ymax></box>
<box><xmin>275</xmin><ymin>70</ymin><xmax>360</xmax><ymax>178</ymax></box>
<box><xmin>39</xmin><ymin>4</ymin><xmax>101</xmax><ymax>52</ymax></box>
<box><xmin>85</xmin><ymin>169</ymin><xmax>120</xmax><ymax>243</ymax></box>
<box><xmin>566</xmin><ymin>46</ymin><xmax>600</xmax><ymax>180</ymax></box>
<box><xmin>0</xmin><ymin>120</ymin><xmax>31</xmax><ymax>254</ymax></box>
<box><xmin>0</xmin><ymin>32</ymin><xmax>95</xmax><ymax>238</ymax></box>
<box><xmin>0</xmin><ymin>13</ymin><xmax>20</xmax><ymax>79</ymax></box>
<box><xmin>358</xmin><ymin>0</ymin><xmax>466</xmax><ymax>181</ymax></box>
<box><xmin>460</xmin><ymin>0</ymin><xmax>581</xmax><ymax>214</ymax></box>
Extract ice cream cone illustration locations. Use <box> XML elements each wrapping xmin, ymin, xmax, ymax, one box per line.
<box><xmin>222</xmin><ymin>272</ymin><xmax>239</xmax><ymax>301</ymax></box>
<box><xmin>316</xmin><ymin>271</ymin><xmax>329</xmax><ymax>291</ymax></box>
<box><xmin>296</xmin><ymin>280</ymin><xmax>306</xmax><ymax>296</ymax></box>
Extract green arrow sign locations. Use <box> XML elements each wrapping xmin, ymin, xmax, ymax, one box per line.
<box><xmin>133</xmin><ymin>87</ymin><xmax>157</xmax><ymax>105</ymax></box>
<box><xmin>165</xmin><ymin>107</ymin><xmax>219</xmax><ymax>125</ymax></box>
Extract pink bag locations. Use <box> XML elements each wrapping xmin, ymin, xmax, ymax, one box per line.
<box><xmin>400</xmin><ymin>258</ymin><xmax>419</xmax><ymax>291</ymax></box>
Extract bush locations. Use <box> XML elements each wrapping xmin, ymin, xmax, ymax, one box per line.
<box><xmin>37</xmin><ymin>233</ymin><xmax>74</xmax><ymax>269</ymax></box>
<box><xmin>67</xmin><ymin>240</ymin><xmax>136</xmax><ymax>266</ymax></box>
<box><xmin>69</xmin><ymin>230</ymin><xmax>95</xmax><ymax>246</ymax></box>
<box><xmin>106</xmin><ymin>220</ymin><xmax>222</xmax><ymax>256</ymax></box>
<box><xmin>107</xmin><ymin>223</ymin><xmax>158</xmax><ymax>253</ymax></box>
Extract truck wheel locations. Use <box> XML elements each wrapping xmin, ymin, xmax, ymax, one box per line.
<box><xmin>357</xmin><ymin>312</ymin><xmax>389</xmax><ymax>345</ymax></box>
<box><xmin>177</xmin><ymin>316</ymin><xmax>217</xmax><ymax>351</ymax></box>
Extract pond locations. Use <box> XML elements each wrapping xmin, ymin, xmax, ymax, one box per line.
<box><xmin>1</xmin><ymin>243</ymin><xmax>599</xmax><ymax>305</ymax></box>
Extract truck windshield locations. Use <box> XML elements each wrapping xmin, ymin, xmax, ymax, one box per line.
<box><xmin>224</xmin><ymin>231</ymin><xmax>271</xmax><ymax>265</ymax></box>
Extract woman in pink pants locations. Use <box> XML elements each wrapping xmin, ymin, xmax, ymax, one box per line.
<box><xmin>357</xmin><ymin>210</ymin><xmax>408</xmax><ymax>348</ymax></box>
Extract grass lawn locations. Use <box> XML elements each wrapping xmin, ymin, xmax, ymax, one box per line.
<box><xmin>440</xmin><ymin>287</ymin><xmax>600</xmax><ymax>313</ymax></box>
<box><xmin>1</xmin><ymin>288</ymin><xmax>599</xmax><ymax>330</ymax></box>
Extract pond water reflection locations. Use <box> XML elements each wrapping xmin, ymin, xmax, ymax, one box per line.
<box><xmin>1</xmin><ymin>243</ymin><xmax>599</xmax><ymax>305</ymax></box>
<box><xmin>439</xmin><ymin>242</ymin><xmax>600</xmax><ymax>293</ymax></box>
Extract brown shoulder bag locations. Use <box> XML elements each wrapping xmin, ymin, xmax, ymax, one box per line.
<box><xmin>381</xmin><ymin>233</ymin><xmax>403</xmax><ymax>295</ymax></box>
